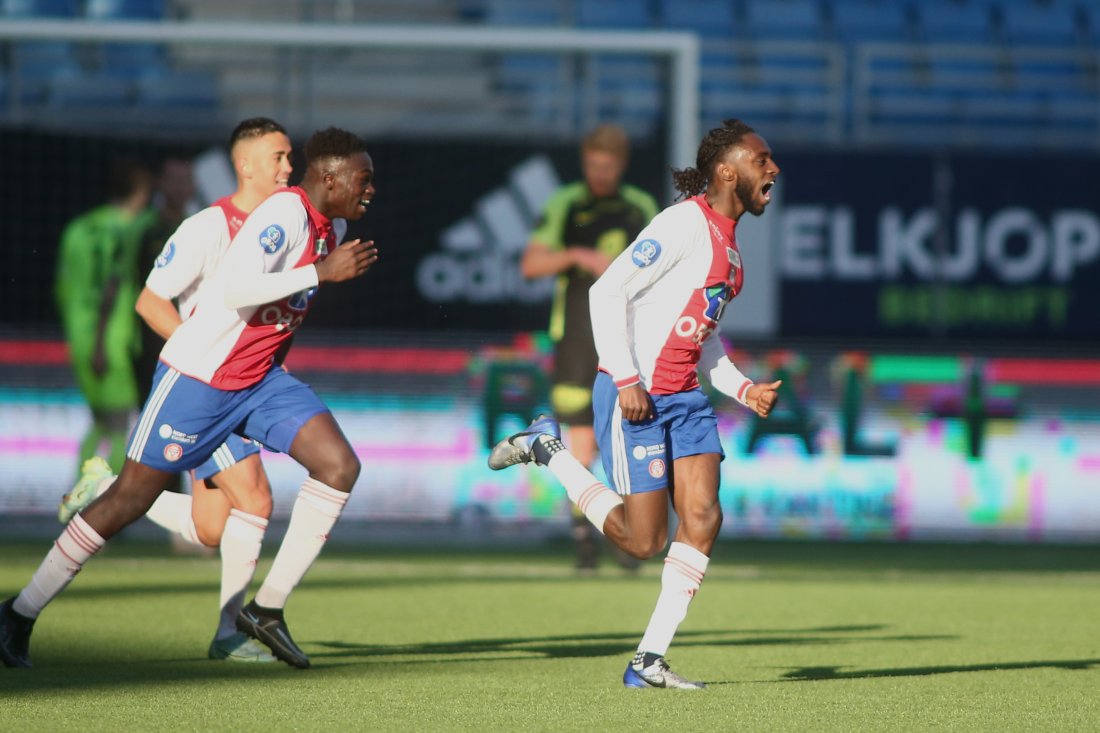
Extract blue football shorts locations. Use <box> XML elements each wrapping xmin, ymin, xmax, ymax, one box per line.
<box><xmin>191</xmin><ymin>434</ymin><xmax>263</xmax><ymax>482</ymax></box>
<box><xmin>592</xmin><ymin>371</ymin><xmax>724</xmax><ymax>495</ymax></box>
<box><xmin>127</xmin><ymin>362</ymin><xmax>328</xmax><ymax>474</ymax></box>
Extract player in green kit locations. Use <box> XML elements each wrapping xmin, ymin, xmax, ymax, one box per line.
<box><xmin>55</xmin><ymin>161</ymin><xmax>155</xmax><ymax>474</ymax></box>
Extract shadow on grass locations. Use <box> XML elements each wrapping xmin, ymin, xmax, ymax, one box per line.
<box><xmin>308</xmin><ymin>625</ymin><xmax>951</xmax><ymax>664</ymax></box>
<box><xmin>775</xmin><ymin>658</ymin><xmax>1100</xmax><ymax>681</ymax></box>
<box><xmin>0</xmin><ymin>625</ymin><xmax>945</xmax><ymax>692</ymax></box>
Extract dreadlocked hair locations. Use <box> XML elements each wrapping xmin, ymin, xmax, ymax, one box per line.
<box><xmin>304</xmin><ymin>127</ymin><xmax>367</xmax><ymax>166</ymax></box>
<box><xmin>670</xmin><ymin>118</ymin><xmax>756</xmax><ymax>199</ymax></box>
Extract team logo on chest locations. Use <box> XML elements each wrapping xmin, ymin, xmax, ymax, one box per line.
<box><xmin>315</xmin><ymin>237</ymin><xmax>328</xmax><ymax>256</ymax></box>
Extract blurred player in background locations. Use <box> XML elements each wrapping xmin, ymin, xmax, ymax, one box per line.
<box><xmin>134</xmin><ymin>153</ymin><xmax>197</xmax><ymax>404</ymax></box>
<box><xmin>490</xmin><ymin>120</ymin><xmax>783</xmax><ymax>689</ymax></box>
<box><xmin>59</xmin><ymin>118</ymin><xmax>295</xmax><ymax>663</ymax></box>
<box><xmin>521</xmin><ymin>124</ymin><xmax>658</xmax><ymax>573</ymax></box>
<box><xmin>1</xmin><ymin>127</ymin><xmax>378</xmax><ymax>670</ymax></box>
<box><xmin>54</xmin><ymin>160</ymin><xmax>154</xmax><ymax>476</ymax></box>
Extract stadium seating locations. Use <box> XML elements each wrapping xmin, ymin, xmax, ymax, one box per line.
<box><xmin>998</xmin><ymin>1</ymin><xmax>1081</xmax><ymax>47</ymax></box>
<box><xmin>913</xmin><ymin>1</ymin><xmax>996</xmax><ymax>44</ymax></box>
<box><xmin>575</xmin><ymin>0</ymin><xmax>651</xmax><ymax>30</ymax></box>
<box><xmin>829</xmin><ymin>0</ymin><xmax>911</xmax><ymax>43</ymax></box>
<box><xmin>656</xmin><ymin>0</ymin><xmax>736</xmax><ymax>40</ymax></box>
<box><xmin>1</xmin><ymin>0</ymin><xmax>82</xmax><ymax>106</ymax></box>
<box><xmin>84</xmin><ymin>0</ymin><xmax>167</xmax><ymax>20</ymax></box>
<box><xmin>742</xmin><ymin>0</ymin><xmax>824</xmax><ymax>41</ymax></box>
<box><xmin>0</xmin><ymin>0</ymin><xmax>77</xmax><ymax>15</ymax></box>
<box><xmin>1</xmin><ymin>0</ymin><xmax>1097</xmax><ymax>152</ymax></box>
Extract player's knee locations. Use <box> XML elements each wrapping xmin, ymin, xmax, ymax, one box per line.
<box><xmin>194</xmin><ymin>523</ymin><xmax>223</xmax><ymax>547</ymax></box>
<box><xmin>680</xmin><ymin>504</ymin><xmax>722</xmax><ymax>542</ymax></box>
<box><xmin>318</xmin><ymin>452</ymin><xmax>360</xmax><ymax>492</ymax></box>
<box><xmin>624</xmin><ymin>528</ymin><xmax>668</xmax><ymax>560</ymax></box>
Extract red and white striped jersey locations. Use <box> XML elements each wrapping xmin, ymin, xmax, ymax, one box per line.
<box><xmin>160</xmin><ymin>188</ymin><xmax>346</xmax><ymax>390</ymax></box>
<box><xmin>590</xmin><ymin>194</ymin><xmax>752</xmax><ymax>402</ymax></box>
<box><xmin>145</xmin><ymin>196</ymin><xmax>248</xmax><ymax>321</ymax></box>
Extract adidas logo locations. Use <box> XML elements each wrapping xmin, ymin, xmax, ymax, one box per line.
<box><xmin>415</xmin><ymin>155</ymin><xmax>561</xmax><ymax>304</ymax></box>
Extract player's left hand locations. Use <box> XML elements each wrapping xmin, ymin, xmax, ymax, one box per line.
<box><xmin>745</xmin><ymin>380</ymin><xmax>782</xmax><ymax>418</ymax></box>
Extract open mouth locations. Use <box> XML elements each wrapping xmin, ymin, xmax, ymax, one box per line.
<box><xmin>359</xmin><ymin>198</ymin><xmax>371</xmax><ymax>209</ymax></box>
<box><xmin>762</xmin><ymin>181</ymin><xmax>775</xmax><ymax>201</ymax></box>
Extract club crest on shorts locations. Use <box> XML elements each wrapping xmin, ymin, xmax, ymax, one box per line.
<box><xmin>163</xmin><ymin>443</ymin><xmax>183</xmax><ymax>462</ymax></box>
<box><xmin>260</xmin><ymin>224</ymin><xmax>286</xmax><ymax>254</ymax></box>
<box><xmin>648</xmin><ymin>458</ymin><xmax>666</xmax><ymax>478</ymax></box>
<box><xmin>631</xmin><ymin>239</ymin><xmax>661</xmax><ymax>268</ymax></box>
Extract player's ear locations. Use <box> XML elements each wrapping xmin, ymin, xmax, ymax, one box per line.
<box><xmin>717</xmin><ymin>162</ymin><xmax>736</xmax><ymax>183</ymax></box>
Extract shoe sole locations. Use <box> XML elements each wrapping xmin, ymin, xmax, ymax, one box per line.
<box><xmin>236</xmin><ymin>613</ymin><xmax>310</xmax><ymax>669</ymax></box>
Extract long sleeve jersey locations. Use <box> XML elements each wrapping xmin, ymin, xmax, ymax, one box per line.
<box><xmin>159</xmin><ymin>188</ymin><xmax>346</xmax><ymax>390</ymax></box>
<box><xmin>589</xmin><ymin>194</ymin><xmax>753</xmax><ymax>404</ymax></box>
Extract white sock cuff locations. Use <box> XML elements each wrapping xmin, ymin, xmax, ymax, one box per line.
<box><xmin>584</xmin><ymin>490</ymin><xmax>624</xmax><ymax>535</ymax></box>
<box><xmin>66</xmin><ymin>514</ymin><xmax>106</xmax><ymax>556</ymax></box>
<box><xmin>228</xmin><ymin>508</ymin><xmax>269</xmax><ymax>532</ymax></box>
<box><xmin>665</xmin><ymin>542</ymin><xmax>709</xmax><ymax>586</ymax></box>
<box><xmin>299</xmin><ymin>477</ymin><xmax>349</xmax><ymax>517</ymax></box>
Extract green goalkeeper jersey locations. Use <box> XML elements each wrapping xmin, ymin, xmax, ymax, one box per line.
<box><xmin>54</xmin><ymin>204</ymin><xmax>155</xmax><ymax>409</ymax></box>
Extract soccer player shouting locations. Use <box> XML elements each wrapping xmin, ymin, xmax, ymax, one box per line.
<box><xmin>490</xmin><ymin>119</ymin><xmax>783</xmax><ymax>689</ymax></box>
<box><xmin>1</xmin><ymin>127</ymin><xmax>378</xmax><ymax>669</ymax></box>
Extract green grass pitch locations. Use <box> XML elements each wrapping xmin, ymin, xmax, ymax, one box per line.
<box><xmin>3</xmin><ymin>538</ymin><xmax>1100</xmax><ymax>731</ymax></box>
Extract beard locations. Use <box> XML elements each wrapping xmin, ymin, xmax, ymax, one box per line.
<box><xmin>735</xmin><ymin>177</ymin><xmax>765</xmax><ymax>216</ymax></box>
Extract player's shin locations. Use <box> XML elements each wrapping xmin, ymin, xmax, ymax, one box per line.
<box><xmin>254</xmin><ymin>478</ymin><xmax>347</xmax><ymax>609</ymax></box>
<box><xmin>636</xmin><ymin>542</ymin><xmax>709</xmax><ymax>657</ymax></box>
<box><xmin>13</xmin><ymin>515</ymin><xmax>106</xmax><ymax>619</ymax></box>
<box><xmin>216</xmin><ymin>509</ymin><xmax>268</xmax><ymax>640</ymax></box>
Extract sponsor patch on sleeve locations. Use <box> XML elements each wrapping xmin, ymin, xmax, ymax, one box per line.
<box><xmin>154</xmin><ymin>241</ymin><xmax>176</xmax><ymax>268</ymax></box>
<box><xmin>259</xmin><ymin>224</ymin><xmax>286</xmax><ymax>254</ymax></box>
<box><xmin>631</xmin><ymin>239</ymin><xmax>662</xmax><ymax>268</ymax></box>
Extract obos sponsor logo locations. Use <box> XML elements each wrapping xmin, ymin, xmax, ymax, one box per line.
<box><xmin>158</xmin><ymin>423</ymin><xmax>197</xmax><ymax>445</ymax></box>
<box><xmin>155</xmin><ymin>241</ymin><xmax>176</xmax><ymax>268</ymax></box>
<box><xmin>163</xmin><ymin>443</ymin><xmax>183</xmax><ymax>462</ymax></box>
<box><xmin>631</xmin><ymin>239</ymin><xmax>661</xmax><ymax>268</ymax></box>
<box><xmin>648</xmin><ymin>459</ymin><xmax>666</xmax><ymax>478</ymax></box>
<box><xmin>633</xmin><ymin>444</ymin><xmax>666</xmax><ymax>460</ymax></box>
<box><xmin>259</xmin><ymin>224</ymin><xmax>286</xmax><ymax>254</ymax></box>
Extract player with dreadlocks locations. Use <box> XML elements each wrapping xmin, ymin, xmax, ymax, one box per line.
<box><xmin>1</xmin><ymin>127</ymin><xmax>379</xmax><ymax>670</ymax></box>
<box><xmin>488</xmin><ymin>119</ymin><xmax>784</xmax><ymax>689</ymax></box>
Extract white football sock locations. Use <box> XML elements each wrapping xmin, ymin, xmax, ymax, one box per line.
<box><xmin>254</xmin><ymin>478</ymin><xmax>347</xmax><ymax>610</ymax></box>
<box><xmin>545</xmin><ymin>448</ymin><xmax>623</xmax><ymax>534</ymax></box>
<box><xmin>143</xmin><ymin>490</ymin><xmax>202</xmax><ymax>546</ymax></box>
<box><xmin>13</xmin><ymin>515</ymin><xmax>105</xmax><ymax>619</ymax></box>
<box><xmin>637</xmin><ymin>542</ymin><xmax>709</xmax><ymax>657</ymax></box>
<box><xmin>215</xmin><ymin>509</ymin><xmax>268</xmax><ymax>640</ymax></box>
